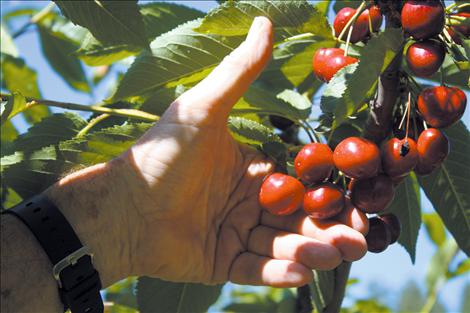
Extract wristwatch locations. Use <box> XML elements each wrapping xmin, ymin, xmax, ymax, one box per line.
<box><xmin>3</xmin><ymin>194</ymin><xmax>104</xmax><ymax>313</ymax></box>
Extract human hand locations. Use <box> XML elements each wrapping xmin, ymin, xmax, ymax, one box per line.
<box><xmin>49</xmin><ymin>17</ymin><xmax>368</xmax><ymax>289</ymax></box>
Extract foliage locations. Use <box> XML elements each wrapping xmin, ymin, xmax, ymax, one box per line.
<box><xmin>1</xmin><ymin>0</ymin><xmax>469</xmax><ymax>312</ymax></box>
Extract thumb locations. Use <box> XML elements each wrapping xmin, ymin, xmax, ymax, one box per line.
<box><xmin>165</xmin><ymin>16</ymin><xmax>273</xmax><ymax>124</ymax></box>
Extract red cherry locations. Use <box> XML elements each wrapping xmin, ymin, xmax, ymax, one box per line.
<box><xmin>401</xmin><ymin>0</ymin><xmax>445</xmax><ymax>40</ymax></box>
<box><xmin>366</xmin><ymin>217</ymin><xmax>392</xmax><ymax>253</ymax></box>
<box><xmin>334</xmin><ymin>7</ymin><xmax>369</xmax><ymax>43</ymax></box>
<box><xmin>350</xmin><ymin>175</ymin><xmax>395</xmax><ymax>213</ymax></box>
<box><xmin>379</xmin><ymin>213</ymin><xmax>401</xmax><ymax>244</ymax></box>
<box><xmin>417</xmin><ymin>86</ymin><xmax>467</xmax><ymax>128</ymax></box>
<box><xmin>304</xmin><ymin>183</ymin><xmax>345</xmax><ymax>219</ymax></box>
<box><xmin>259</xmin><ymin>173</ymin><xmax>304</xmax><ymax>216</ymax></box>
<box><xmin>367</xmin><ymin>5</ymin><xmax>383</xmax><ymax>33</ymax></box>
<box><xmin>406</xmin><ymin>40</ymin><xmax>445</xmax><ymax>77</ymax></box>
<box><xmin>294</xmin><ymin>143</ymin><xmax>334</xmax><ymax>184</ymax></box>
<box><xmin>415</xmin><ymin>128</ymin><xmax>449</xmax><ymax>175</ymax></box>
<box><xmin>452</xmin><ymin>12</ymin><xmax>470</xmax><ymax>37</ymax></box>
<box><xmin>381</xmin><ymin>137</ymin><xmax>419</xmax><ymax>177</ymax></box>
<box><xmin>333</xmin><ymin>137</ymin><xmax>381</xmax><ymax>179</ymax></box>
<box><xmin>312</xmin><ymin>48</ymin><xmax>358</xmax><ymax>82</ymax></box>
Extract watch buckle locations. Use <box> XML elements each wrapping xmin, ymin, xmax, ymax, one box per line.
<box><xmin>52</xmin><ymin>246</ymin><xmax>93</xmax><ymax>287</ymax></box>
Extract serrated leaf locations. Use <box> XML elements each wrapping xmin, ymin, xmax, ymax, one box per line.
<box><xmin>1</xmin><ymin>121</ymin><xmax>18</xmax><ymax>143</ymax></box>
<box><xmin>1</xmin><ymin>123</ymin><xmax>151</xmax><ymax>198</ymax></box>
<box><xmin>54</xmin><ymin>0</ymin><xmax>148</xmax><ymax>47</ymax></box>
<box><xmin>321</xmin><ymin>28</ymin><xmax>404</xmax><ymax>129</ymax></box>
<box><xmin>385</xmin><ymin>173</ymin><xmax>421</xmax><ymax>263</ymax></box>
<box><xmin>13</xmin><ymin>113</ymin><xmax>87</xmax><ymax>153</ymax></box>
<box><xmin>276</xmin><ymin>89</ymin><xmax>312</xmax><ymax>113</ymax></box>
<box><xmin>418</xmin><ymin>122</ymin><xmax>470</xmax><ymax>256</ymax></box>
<box><xmin>228</xmin><ymin>116</ymin><xmax>281</xmax><ymax>146</ymax></box>
<box><xmin>37</xmin><ymin>25</ymin><xmax>90</xmax><ymax>93</ymax></box>
<box><xmin>320</xmin><ymin>63</ymin><xmax>358</xmax><ymax>113</ymax></box>
<box><xmin>195</xmin><ymin>0</ymin><xmax>333</xmax><ymax>42</ymax></box>
<box><xmin>1</xmin><ymin>55</ymin><xmax>49</xmax><ymax>123</ymax></box>
<box><xmin>76</xmin><ymin>3</ymin><xmax>203</xmax><ymax>66</ymax></box>
<box><xmin>422</xmin><ymin>213</ymin><xmax>446</xmax><ymax>247</ymax></box>
<box><xmin>112</xmin><ymin>19</ymin><xmax>243</xmax><ymax>100</ymax></box>
<box><xmin>136</xmin><ymin>277</ymin><xmax>222</xmax><ymax>313</ymax></box>
<box><xmin>1</xmin><ymin>23</ymin><xmax>18</xmax><ymax>57</ymax></box>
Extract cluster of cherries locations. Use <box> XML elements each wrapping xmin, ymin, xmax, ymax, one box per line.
<box><xmin>260</xmin><ymin>1</ymin><xmax>469</xmax><ymax>255</ymax></box>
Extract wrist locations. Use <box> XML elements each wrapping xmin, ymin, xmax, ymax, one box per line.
<box><xmin>45</xmin><ymin>158</ymin><xmax>134</xmax><ymax>287</ymax></box>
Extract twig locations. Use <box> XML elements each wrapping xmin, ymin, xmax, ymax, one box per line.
<box><xmin>323</xmin><ymin>262</ymin><xmax>352</xmax><ymax>313</ymax></box>
<box><xmin>12</xmin><ymin>2</ymin><xmax>55</xmax><ymax>38</ymax></box>
<box><xmin>295</xmin><ymin>285</ymin><xmax>313</xmax><ymax>313</ymax></box>
<box><xmin>0</xmin><ymin>93</ymin><xmax>159</xmax><ymax>122</ymax></box>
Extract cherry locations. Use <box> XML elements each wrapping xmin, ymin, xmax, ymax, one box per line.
<box><xmin>365</xmin><ymin>217</ymin><xmax>392</xmax><ymax>253</ymax></box>
<box><xmin>259</xmin><ymin>173</ymin><xmax>304</xmax><ymax>216</ymax></box>
<box><xmin>381</xmin><ymin>137</ymin><xmax>419</xmax><ymax>177</ymax></box>
<box><xmin>367</xmin><ymin>5</ymin><xmax>383</xmax><ymax>33</ymax></box>
<box><xmin>415</xmin><ymin>128</ymin><xmax>449</xmax><ymax>175</ymax></box>
<box><xmin>401</xmin><ymin>0</ymin><xmax>445</xmax><ymax>40</ymax></box>
<box><xmin>350</xmin><ymin>175</ymin><xmax>395</xmax><ymax>213</ymax></box>
<box><xmin>312</xmin><ymin>48</ymin><xmax>358</xmax><ymax>83</ymax></box>
<box><xmin>417</xmin><ymin>86</ymin><xmax>467</xmax><ymax>128</ymax></box>
<box><xmin>334</xmin><ymin>7</ymin><xmax>369</xmax><ymax>43</ymax></box>
<box><xmin>333</xmin><ymin>137</ymin><xmax>381</xmax><ymax>179</ymax></box>
<box><xmin>294</xmin><ymin>143</ymin><xmax>334</xmax><ymax>184</ymax></box>
<box><xmin>406</xmin><ymin>40</ymin><xmax>445</xmax><ymax>78</ymax></box>
<box><xmin>269</xmin><ymin>115</ymin><xmax>294</xmax><ymax>130</ymax></box>
<box><xmin>451</xmin><ymin>12</ymin><xmax>470</xmax><ymax>38</ymax></box>
<box><xmin>304</xmin><ymin>183</ymin><xmax>345</xmax><ymax>219</ymax></box>
<box><xmin>379</xmin><ymin>213</ymin><xmax>401</xmax><ymax>244</ymax></box>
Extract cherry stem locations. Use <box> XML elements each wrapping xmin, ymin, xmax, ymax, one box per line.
<box><xmin>344</xmin><ymin>24</ymin><xmax>354</xmax><ymax>56</ymax></box>
<box><xmin>299</xmin><ymin>121</ymin><xmax>316</xmax><ymax>143</ymax></box>
<box><xmin>405</xmin><ymin>92</ymin><xmax>411</xmax><ymax>141</ymax></box>
<box><xmin>336</xmin><ymin>1</ymin><xmax>367</xmax><ymax>42</ymax></box>
<box><xmin>423</xmin><ymin>120</ymin><xmax>428</xmax><ymax>130</ymax></box>
<box><xmin>76</xmin><ymin>113</ymin><xmax>110</xmax><ymax>138</ymax></box>
<box><xmin>368</xmin><ymin>11</ymin><xmax>373</xmax><ymax>34</ymax></box>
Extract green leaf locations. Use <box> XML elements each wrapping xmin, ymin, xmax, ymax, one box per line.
<box><xmin>333</xmin><ymin>0</ymin><xmax>361</xmax><ymax>13</ymax></box>
<box><xmin>1</xmin><ymin>121</ymin><xmax>18</xmax><ymax>143</ymax></box>
<box><xmin>418</xmin><ymin>122</ymin><xmax>470</xmax><ymax>257</ymax></box>
<box><xmin>276</xmin><ymin>89</ymin><xmax>312</xmax><ymax>115</ymax></box>
<box><xmin>105</xmin><ymin>278</ymin><xmax>137</xmax><ymax>309</ymax></box>
<box><xmin>54</xmin><ymin>0</ymin><xmax>148</xmax><ymax>47</ymax></box>
<box><xmin>385</xmin><ymin>173</ymin><xmax>421</xmax><ymax>263</ymax></box>
<box><xmin>136</xmin><ymin>277</ymin><xmax>222</xmax><ymax>313</ymax></box>
<box><xmin>1</xmin><ymin>123</ymin><xmax>151</xmax><ymax>198</ymax></box>
<box><xmin>112</xmin><ymin>19</ymin><xmax>243</xmax><ymax>100</ymax></box>
<box><xmin>13</xmin><ymin>113</ymin><xmax>87</xmax><ymax>153</ymax></box>
<box><xmin>345</xmin><ymin>299</ymin><xmax>392</xmax><ymax>313</ymax></box>
<box><xmin>195</xmin><ymin>0</ymin><xmax>333</xmax><ymax>42</ymax></box>
<box><xmin>37</xmin><ymin>24</ymin><xmax>90</xmax><ymax>93</ymax></box>
<box><xmin>1</xmin><ymin>23</ymin><xmax>18</xmax><ymax>57</ymax></box>
<box><xmin>1</xmin><ymin>92</ymin><xmax>27</xmax><ymax>122</ymax></box>
<box><xmin>75</xmin><ymin>3</ymin><xmax>203</xmax><ymax>66</ymax></box>
<box><xmin>321</xmin><ymin>28</ymin><xmax>403</xmax><ymax>129</ymax></box>
<box><xmin>422</xmin><ymin>213</ymin><xmax>447</xmax><ymax>247</ymax></box>
<box><xmin>310</xmin><ymin>269</ymin><xmax>335</xmax><ymax>312</ymax></box>
<box><xmin>1</xmin><ymin>55</ymin><xmax>49</xmax><ymax>123</ymax></box>
<box><xmin>449</xmin><ymin>259</ymin><xmax>470</xmax><ymax>278</ymax></box>
<box><xmin>228</xmin><ymin>116</ymin><xmax>281</xmax><ymax>146</ymax></box>
<box><xmin>426</xmin><ymin>239</ymin><xmax>459</xmax><ymax>292</ymax></box>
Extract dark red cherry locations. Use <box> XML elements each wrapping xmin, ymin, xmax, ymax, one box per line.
<box><xmin>406</xmin><ymin>40</ymin><xmax>445</xmax><ymax>77</ymax></box>
<box><xmin>381</xmin><ymin>137</ymin><xmax>419</xmax><ymax>177</ymax></box>
<box><xmin>269</xmin><ymin>115</ymin><xmax>294</xmax><ymax>130</ymax></box>
<box><xmin>365</xmin><ymin>217</ymin><xmax>392</xmax><ymax>253</ymax></box>
<box><xmin>334</xmin><ymin>7</ymin><xmax>369</xmax><ymax>43</ymax></box>
<box><xmin>304</xmin><ymin>183</ymin><xmax>345</xmax><ymax>219</ymax></box>
<box><xmin>294</xmin><ymin>143</ymin><xmax>334</xmax><ymax>184</ymax></box>
<box><xmin>452</xmin><ymin>12</ymin><xmax>470</xmax><ymax>37</ymax></box>
<box><xmin>350</xmin><ymin>175</ymin><xmax>395</xmax><ymax>213</ymax></box>
<box><xmin>379</xmin><ymin>213</ymin><xmax>401</xmax><ymax>244</ymax></box>
<box><xmin>333</xmin><ymin>137</ymin><xmax>381</xmax><ymax>179</ymax></box>
<box><xmin>259</xmin><ymin>173</ymin><xmax>304</xmax><ymax>216</ymax></box>
<box><xmin>417</xmin><ymin>86</ymin><xmax>467</xmax><ymax>128</ymax></box>
<box><xmin>312</xmin><ymin>48</ymin><xmax>358</xmax><ymax>82</ymax></box>
<box><xmin>401</xmin><ymin>0</ymin><xmax>445</xmax><ymax>40</ymax></box>
<box><xmin>415</xmin><ymin>128</ymin><xmax>449</xmax><ymax>175</ymax></box>
<box><xmin>368</xmin><ymin>5</ymin><xmax>383</xmax><ymax>33</ymax></box>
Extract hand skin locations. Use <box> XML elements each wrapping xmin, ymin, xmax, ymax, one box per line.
<box><xmin>0</xmin><ymin>17</ymin><xmax>368</xmax><ymax>312</ymax></box>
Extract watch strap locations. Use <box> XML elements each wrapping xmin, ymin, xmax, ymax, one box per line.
<box><xmin>3</xmin><ymin>194</ymin><xmax>104</xmax><ymax>313</ymax></box>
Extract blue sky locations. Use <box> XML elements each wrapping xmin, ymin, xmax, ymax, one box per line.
<box><xmin>1</xmin><ymin>1</ymin><xmax>469</xmax><ymax>311</ymax></box>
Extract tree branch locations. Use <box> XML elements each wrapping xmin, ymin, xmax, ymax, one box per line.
<box><xmin>295</xmin><ymin>285</ymin><xmax>313</xmax><ymax>313</ymax></box>
<box><xmin>0</xmin><ymin>93</ymin><xmax>159</xmax><ymax>122</ymax></box>
<box><xmin>323</xmin><ymin>262</ymin><xmax>351</xmax><ymax>313</ymax></box>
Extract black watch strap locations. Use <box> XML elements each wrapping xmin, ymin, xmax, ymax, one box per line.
<box><xmin>3</xmin><ymin>194</ymin><xmax>104</xmax><ymax>313</ymax></box>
